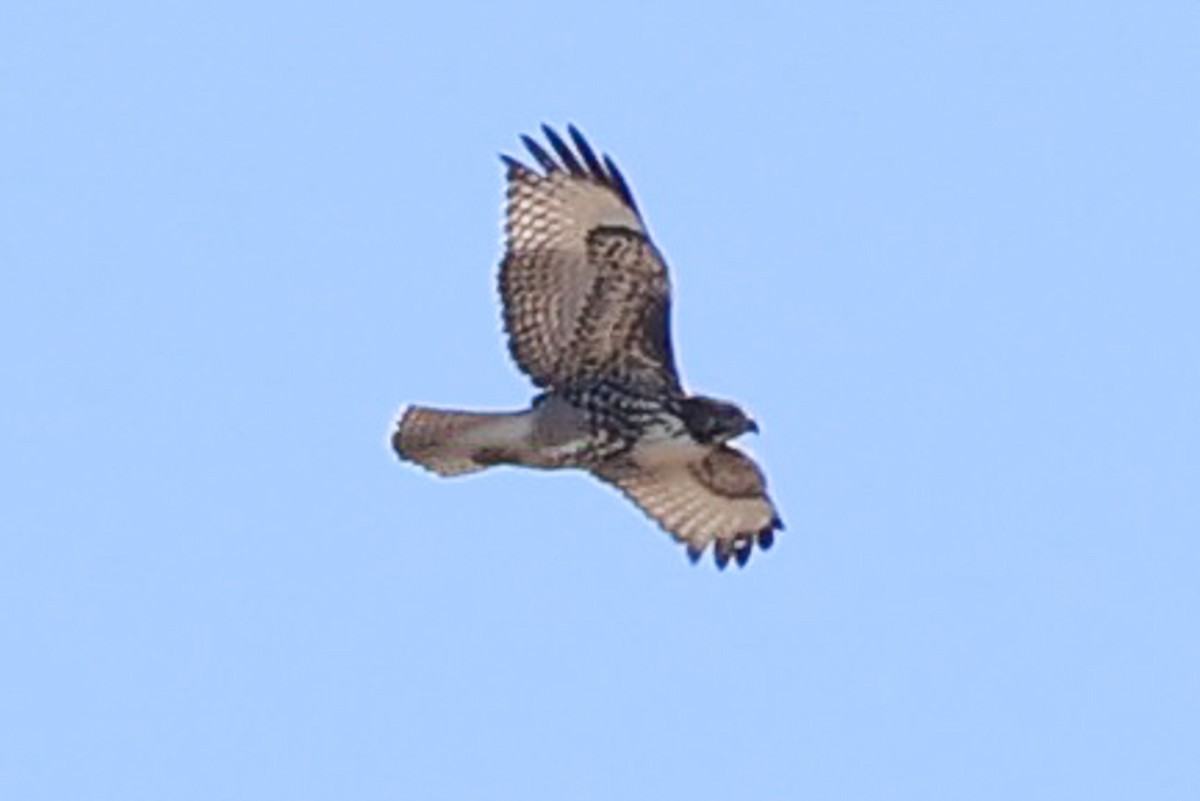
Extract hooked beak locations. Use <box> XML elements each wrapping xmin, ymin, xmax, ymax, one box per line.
<box><xmin>746</xmin><ymin>419</ymin><xmax>759</xmax><ymax>434</ymax></box>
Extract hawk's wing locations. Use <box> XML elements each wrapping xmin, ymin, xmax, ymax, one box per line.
<box><xmin>593</xmin><ymin>445</ymin><xmax>783</xmax><ymax>568</ymax></box>
<box><xmin>499</xmin><ymin>125</ymin><xmax>681</xmax><ymax>394</ymax></box>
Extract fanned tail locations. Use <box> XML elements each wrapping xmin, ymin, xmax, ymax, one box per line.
<box><xmin>391</xmin><ymin>405</ymin><xmax>532</xmax><ymax>477</ymax></box>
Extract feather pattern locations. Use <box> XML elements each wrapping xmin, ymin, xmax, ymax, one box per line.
<box><xmin>594</xmin><ymin>445</ymin><xmax>782</xmax><ymax>569</ymax></box>
<box><xmin>499</xmin><ymin>125</ymin><xmax>678</xmax><ymax>391</ymax></box>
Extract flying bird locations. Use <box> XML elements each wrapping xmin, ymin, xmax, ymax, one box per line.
<box><xmin>392</xmin><ymin>125</ymin><xmax>782</xmax><ymax>568</ymax></box>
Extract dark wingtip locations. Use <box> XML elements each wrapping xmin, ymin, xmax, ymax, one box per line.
<box><xmin>602</xmin><ymin>154</ymin><xmax>638</xmax><ymax>212</ymax></box>
<box><xmin>541</xmin><ymin>125</ymin><xmax>586</xmax><ymax>177</ymax></box>
<box><xmin>709</xmin><ymin>521</ymin><xmax>782</xmax><ymax>570</ymax></box>
<box><xmin>566</xmin><ymin>123</ymin><xmax>587</xmax><ymax>146</ymax></box>
<box><xmin>567</xmin><ymin>124</ymin><xmax>605</xmax><ymax>179</ymax></box>
<box><xmin>686</xmin><ymin>545</ymin><xmax>704</xmax><ymax>564</ymax></box>
<box><xmin>714</xmin><ymin>546</ymin><xmax>731</xmax><ymax>570</ymax></box>
<box><xmin>734</xmin><ymin>540</ymin><xmax>753</xmax><ymax>568</ymax></box>
<box><xmin>757</xmin><ymin>527</ymin><xmax>775</xmax><ymax>551</ymax></box>
<box><xmin>772</xmin><ymin>514</ymin><xmax>785</xmax><ymax>532</ymax></box>
<box><xmin>520</xmin><ymin>134</ymin><xmax>558</xmax><ymax>172</ymax></box>
<box><xmin>507</xmin><ymin>124</ymin><xmax>640</xmax><ymax>216</ymax></box>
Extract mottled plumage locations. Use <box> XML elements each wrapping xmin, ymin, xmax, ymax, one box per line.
<box><xmin>392</xmin><ymin>125</ymin><xmax>782</xmax><ymax>567</ymax></box>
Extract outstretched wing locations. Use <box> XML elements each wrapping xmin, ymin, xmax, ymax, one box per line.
<box><xmin>593</xmin><ymin>445</ymin><xmax>783</xmax><ymax>569</ymax></box>
<box><xmin>499</xmin><ymin>125</ymin><xmax>681</xmax><ymax>394</ymax></box>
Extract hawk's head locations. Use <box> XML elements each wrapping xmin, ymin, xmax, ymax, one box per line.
<box><xmin>680</xmin><ymin>396</ymin><xmax>758</xmax><ymax>444</ymax></box>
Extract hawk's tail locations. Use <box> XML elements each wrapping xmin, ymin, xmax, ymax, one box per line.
<box><xmin>391</xmin><ymin>405</ymin><xmax>532</xmax><ymax>477</ymax></box>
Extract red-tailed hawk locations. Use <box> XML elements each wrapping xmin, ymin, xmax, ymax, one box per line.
<box><xmin>393</xmin><ymin>125</ymin><xmax>782</xmax><ymax>568</ymax></box>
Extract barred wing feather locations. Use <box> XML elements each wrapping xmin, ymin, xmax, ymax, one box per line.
<box><xmin>500</xmin><ymin>125</ymin><xmax>681</xmax><ymax>393</ymax></box>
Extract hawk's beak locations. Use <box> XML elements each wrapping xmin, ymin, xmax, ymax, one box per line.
<box><xmin>746</xmin><ymin>419</ymin><xmax>759</xmax><ymax>434</ymax></box>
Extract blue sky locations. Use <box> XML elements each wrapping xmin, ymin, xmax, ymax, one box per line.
<box><xmin>3</xmin><ymin>2</ymin><xmax>1198</xmax><ymax>798</ymax></box>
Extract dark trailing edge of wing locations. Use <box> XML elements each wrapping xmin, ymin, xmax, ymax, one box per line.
<box><xmin>501</xmin><ymin>124</ymin><xmax>640</xmax><ymax>215</ymax></box>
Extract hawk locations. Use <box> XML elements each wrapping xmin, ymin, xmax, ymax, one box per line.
<box><xmin>392</xmin><ymin>125</ymin><xmax>782</xmax><ymax>568</ymax></box>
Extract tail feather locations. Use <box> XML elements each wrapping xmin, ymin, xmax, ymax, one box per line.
<box><xmin>392</xmin><ymin>405</ymin><xmax>531</xmax><ymax>477</ymax></box>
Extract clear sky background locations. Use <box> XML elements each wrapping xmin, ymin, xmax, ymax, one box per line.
<box><xmin>3</xmin><ymin>2</ymin><xmax>1198</xmax><ymax>799</ymax></box>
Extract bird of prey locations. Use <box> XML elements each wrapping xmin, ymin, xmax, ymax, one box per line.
<box><xmin>392</xmin><ymin>125</ymin><xmax>782</xmax><ymax>568</ymax></box>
